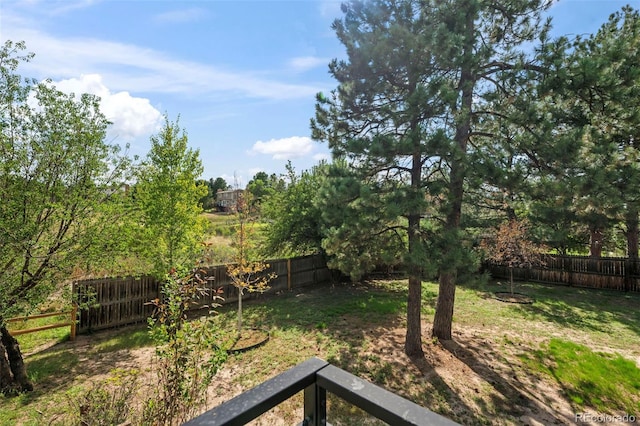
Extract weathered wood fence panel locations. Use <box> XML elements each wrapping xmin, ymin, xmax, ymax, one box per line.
<box><xmin>73</xmin><ymin>275</ymin><xmax>159</xmax><ymax>333</ymax></box>
<box><xmin>73</xmin><ymin>254</ymin><xmax>331</xmax><ymax>334</ymax></box>
<box><xmin>486</xmin><ymin>254</ymin><xmax>640</xmax><ymax>292</ymax></box>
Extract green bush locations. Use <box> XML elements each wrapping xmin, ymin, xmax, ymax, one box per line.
<box><xmin>143</xmin><ymin>266</ymin><xmax>228</xmax><ymax>425</ymax></box>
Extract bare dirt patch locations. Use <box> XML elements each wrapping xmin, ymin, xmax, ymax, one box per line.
<box><xmin>56</xmin><ymin>329</ymin><xmax>569</xmax><ymax>424</ymax></box>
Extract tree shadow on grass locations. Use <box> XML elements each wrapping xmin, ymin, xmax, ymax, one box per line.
<box><xmin>465</xmin><ymin>280</ymin><xmax>640</xmax><ymax>339</ymax></box>
<box><xmin>221</xmin><ymin>280</ymin><xmax>406</xmax><ymax>340</ymax></box>
<box><xmin>227</xmin><ymin>281</ymin><xmax>484</xmax><ymax>424</ymax></box>
<box><xmin>409</xmin><ymin>354</ymin><xmax>488</xmax><ymax>425</ymax></box>
<box><xmin>515</xmin><ymin>283</ymin><xmax>640</xmax><ymax>339</ymax></box>
<box><xmin>440</xmin><ymin>337</ymin><xmax>576</xmax><ymax>425</ymax></box>
<box><xmin>15</xmin><ymin>326</ymin><xmax>152</xmax><ymax>408</ymax></box>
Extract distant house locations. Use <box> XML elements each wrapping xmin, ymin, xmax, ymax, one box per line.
<box><xmin>215</xmin><ymin>189</ymin><xmax>243</xmax><ymax>212</ymax></box>
<box><xmin>105</xmin><ymin>183</ymin><xmax>130</xmax><ymax>197</ymax></box>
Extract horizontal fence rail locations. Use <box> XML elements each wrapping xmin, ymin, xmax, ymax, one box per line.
<box><xmin>486</xmin><ymin>254</ymin><xmax>640</xmax><ymax>292</ymax></box>
<box><xmin>183</xmin><ymin>357</ymin><xmax>459</xmax><ymax>426</ymax></box>
<box><xmin>7</xmin><ymin>306</ymin><xmax>78</xmax><ymax>340</ymax></box>
<box><xmin>73</xmin><ymin>254</ymin><xmax>332</xmax><ymax>334</ymax></box>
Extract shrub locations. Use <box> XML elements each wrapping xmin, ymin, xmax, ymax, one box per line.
<box><xmin>143</xmin><ymin>266</ymin><xmax>228</xmax><ymax>425</ymax></box>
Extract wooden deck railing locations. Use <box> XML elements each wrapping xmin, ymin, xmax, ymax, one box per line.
<box><xmin>184</xmin><ymin>357</ymin><xmax>460</xmax><ymax>426</ymax></box>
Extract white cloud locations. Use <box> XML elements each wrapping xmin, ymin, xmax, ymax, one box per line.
<box><xmin>249</xmin><ymin>136</ymin><xmax>314</xmax><ymax>160</ymax></box>
<box><xmin>289</xmin><ymin>56</ymin><xmax>330</xmax><ymax>72</ymax></box>
<box><xmin>153</xmin><ymin>8</ymin><xmax>207</xmax><ymax>24</ymax></box>
<box><xmin>3</xmin><ymin>20</ymin><xmax>324</xmax><ymax>101</ymax></box>
<box><xmin>51</xmin><ymin>0</ymin><xmax>100</xmax><ymax>15</ymax></box>
<box><xmin>52</xmin><ymin>74</ymin><xmax>163</xmax><ymax>139</ymax></box>
<box><xmin>17</xmin><ymin>0</ymin><xmax>100</xmax><ymax>16</ymax></box>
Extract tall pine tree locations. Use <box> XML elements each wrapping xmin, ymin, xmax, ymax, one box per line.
<box><xmin>313</xmin><ymin>0</ymin><xmax>552</xmax><ymax>354</ymax></box>
<box><xmin>568</xmin><ymin>7</ymin><xmax>640</xmax><ymax>260</ymax></box>
<box><xmin>427</xmin><ymin>0</ymin><xmax>551</xmax><ymax>340</ymax></box>
<box><xmin>313</xmin><ymin>0</ymin><xmax>446</xmax><ymax>356</ymax></box>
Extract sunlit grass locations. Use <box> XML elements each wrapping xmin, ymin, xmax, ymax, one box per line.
<box><xmin>520</xmin><ymin>339</ymin><xmax>640</xmax><ymax>414</ymax></box>
<box><xmin>10</xmin><ymin>314</ymin><xmax>73</xmax><ymax>354</ymax></box>
<box><xmin>89</xmin><ymin>327</ymin><xmax>153</xmax><ymax>353</ymax></box>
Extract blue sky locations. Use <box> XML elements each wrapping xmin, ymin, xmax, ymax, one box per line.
<box><xmin>2</xmin><ymin>0</ymin><xmax>638</xmax><ymax>184</ymax></box>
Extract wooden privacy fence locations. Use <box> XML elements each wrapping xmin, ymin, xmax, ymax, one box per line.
<box><xmin>74</xmin><ymin>275</ymin><xmax>159</xmax><ymax>334</ymax></box>
<box><xmin>486</xmin><ymin>254</ymin><xmax>640</xmax><ymax>292</ymax></box>
<box><xmin>7</xmin><ymin>306</ymin><xmax>78</xmax><ymax>340</ymax></box>
<box><xmin>73</xmin><ymin>254</ymin><xmax>332</xmax><ymax>334</ymax></box>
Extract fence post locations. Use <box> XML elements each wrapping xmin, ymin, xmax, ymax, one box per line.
<box><xmin>288</xmin><ymin>258</ymin><xmax>292</xmax><ymax>290</ymax></box>
<box><xmin>624</xmin><ymin>258</ymin><xmax>633</xmax><ymax>292</ymax></box>
<box><xmin>70</xmin><ymin>304</ymin><xmax>77</xmax><ymax>341</ymax></box>
<box><xmin>563</xmin><ymin>256</ymin><xmax>573</xmax><ymax>286</ymax></box>
<box><xmin>313</xmin><ymin>255</ymin><xmax>318</xmax><ymax>285</ymax></box>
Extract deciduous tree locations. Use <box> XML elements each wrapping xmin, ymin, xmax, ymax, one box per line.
<box><xmin>260</xmin><ymin>161</ymin><xmax>328</xmax><ymax>257</ymax></box>
<box><xmin>245</xmin><ymin>171</ymin><xmax>285</xmax><ymax>211</ymax></box>
<box><xmin>135</xmin><ymin>116</ymin><xmax>208</xmax><ymax>275</ymax></box>
<box><xmin>227</xmin><ymin>193</ymin><xmax>275</xmax><ymax>337</ymax></box>
<box><xmin>0</xmin><ymin>41</ymin><xmax>132</xmax><ymax>393</ymax></box>
<box><xmin>482</xmin><ymin>219</ymin><xmax>545</xmax><ymax>294</ymax></box>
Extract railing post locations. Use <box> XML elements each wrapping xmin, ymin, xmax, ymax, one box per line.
<box><xmin>303</xmin><ymin>382</ymin><xmax>326</xmax><ymax>426</ymax></box>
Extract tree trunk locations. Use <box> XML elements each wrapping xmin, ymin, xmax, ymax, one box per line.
<box><xmin>405</xmin><ymin>210</ymin><xmax>423</xmax><ymax>358</ymax></box>
<box><xmin>405</xmin><ymin>272</ymin><xmax>423</xmax><ymax>357</ymax></box>
<box><xmin>0</xmin><ymin>340</ymin><xmax>15</xmax><ymax>392</ymax></box>
<box><xmin>432</xmin><ymin>6</ymin><xmax>474</xmax><ymax>342</ymax></box>
<box><xmin>433</xmin><ymin>272</ymin><xmax>456</xmax><ymax>341</ymax></box>
<box><xmin>589</xmin><ymin>226</ymin><xmax>603</xmax><ymax>259</ymax></box>
<box><xmin>0</xmin><ymin>325</ymin><xmax>33</xmax><ymax>393</ymax></box>
<box><xmin>404</xmin><ymin>92</ymin><xmax>424</xmax><ymax>358</ymax></box>
<box><xmin>625</xmin><ymin>207</ymin><xmax>639</xmax><ymax>261</ymax></box>
<box><xmin>237</xmin><ymin>289</ymin><xmax>243</xmax><ymax>338</ymax></box>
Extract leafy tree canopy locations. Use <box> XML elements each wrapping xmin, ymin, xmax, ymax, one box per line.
<box><xmin>0</xmin><ymin>40</ymin><xmax>133</xmax><ymax>393</ymax></box>
<box><xmin>245</xmin><ymin>171</ymin><xmax>285</xmax><ymax>208</ymax></box>
<box><xmin>134</xmin><ymin>116</ymin><xmax>208</xmax><ymax>275</ymax></box>
<box><xmin>260</xmin><ymin>161</ymin><xmax>329</xmax><ymax>258</ymax></box>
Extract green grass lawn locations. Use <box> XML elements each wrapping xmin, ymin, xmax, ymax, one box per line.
<box><xmin>521</xmin><ymin>338</ymin><xmax>640</xmax><ymax>414</ymax></box>
<box><xmin>9</xmin><ymin>313</ymin><xmax>74</xmax><ymax>354</ymax></box>
<box><xmin>2</xmin><ymin>278</ymin><xmax>639</xmax><ymax>425</ymax></box>
<box><xmin>0</xmin><ymin>324</ymin><xmax>153</xmax><ymax>426</ymax></box>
